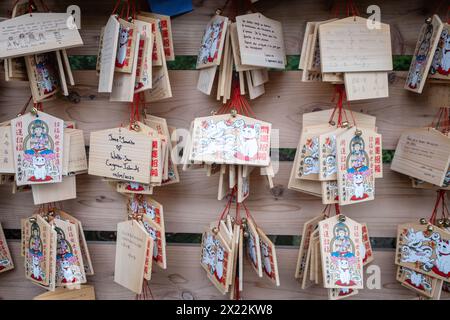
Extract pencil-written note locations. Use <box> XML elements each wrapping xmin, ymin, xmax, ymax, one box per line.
<box><xmin>391</xmin><ymin>128</ymin><xmax>450</xmax><ymax>186</ymax></box>
<box><xmin>0</xmin><ymin>13</ymin><xmax>83</xmax><ymax>59</ymax></box>
<box><xmin>236</xmin><ymin>13</ymin><xmax>286</xmax><ymax>69</ymax></box>
<box><xmin>319</xmin><ymin>16</ymin><xmax>392</xmax><ymax>73</ymax></box>
<box><xmin>88</xmin><ymin>127</ymin><xmax>152</xmax><ymax>183</ymax></box>
<box><xmin>344</xmin><ymin>72</ymin><xmax>389</xmax><ymax>101</ymax></box>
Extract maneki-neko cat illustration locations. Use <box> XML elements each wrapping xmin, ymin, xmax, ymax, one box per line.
<box><xmin>327</xmin><ymin>222</ymin><xmax>362</xmax><ymax>288</ymax></box>
<box><xmin>190</xmin><ymin>115</ymin><xmax>271</xmax><ymax>166</ymax></box>
<box><xmin>200</xmin><ymin>230</ymin><xmax>229</xmax><ymax>291</ymax></box>
<box><xmin>28</xmin><ymin>222</ymin><xmax>44</xmax><ymax>282</ymax></box>
<box><xmin>55</xmin><ymin>227</ymin><xmax>82</xmax><ymax>285</ymax></box>
<box><xmin>430</xmin><ymin>25</ymin><xmax>450</xmax><ymax>78</ymax></box>
<box><xmin>23</xmin><ymin>119</ymin><xmax>58</xmax><ymax>182</ymax></box>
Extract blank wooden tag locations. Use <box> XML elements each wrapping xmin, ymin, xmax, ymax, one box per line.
<box><xmin>319</xmin><ymin>215</ymin><xmax>364</xmax><ymax>289</ymax></box>
<box><xmin>257</xmin><ymin>227</ymin><xmax>280</xmax><ymax>286</ymax></box>
<box><xmin>11</xmin><ymin>111</ymin><xmax>64</xmax><ymax>186</ymax></box>
<box><xmin>134</xmin><ymin>20</ymin><xmax>153</xmax><ymax>93</ymax></box>
<box><xmin>33</xmin><ymin>285</ymin><xmax>96</xmax><ymax>300</ymax></box>
<box><xmin>98</xmin><ymin>16</ymin><xmax>120</xmax><ymax>93</ymax></box>
<box><xmin>228</xmin><ymin>225</ymin><xmax>240</xmax><ymax>299</ymax></box>
<box><xmin>245</xmin><ymin>70</ymin><xmax>265</xmax><ymax>99</ymax></box>
<box><xmin>319</xmin><ymin>16</ymin><xmax>392</xmax><ymax>73</ymax></box>
<box><xmin>0</xmin><ymin>126</ymin><xmax>14</xmax><ymax>174</ymax></box>
<box><xmin>236</xmin><ymin>13</ymin><xmax>286</xmax><ymax>69</ymax></box>
<box><xmin>52</xmin><ymin>218</ymin><xmax>86</xmax><ymax>287</ymax></box>
<box><xmin>230</xmin><ymin>23</ymin><xmax>258</xmax><ymax>72</ymax></box>
<box><xmin>61</xmin><ymin>50</ymin><xmax>74</xmax><ymax>86</ymax></box>
<box><xmin>0</xmin><ymin>222</ymin><xmax>14</xmax><ymax>273</ymax></box>
<box><xmin>197</xmin><ymin>65</ymin><xmax>217</xmax><ymax>95</ymax></box>
<box><xmin>294</xmin><ymin>214</ymin><xmax>324</xmax><ymax>280</ymax></box>
<box><xmin>63</xmin><ymin>128</ymin><xmax>88</xmax><ymax>175</ymax></box>
<box><xmin>344</xmin><ymin>72</ymin><xmax>389</xmax><ymax>101</ymax></box>
<box><xmin>55</xmin><ymin>50</ymin><xmax>68</xmax><ymax>96</ymax></box>
<box><xmin>144</xmin><ymin>28</ymin><xmax>172</xmax><ymax>102</ymax></box>
<box><xmin>405</xmin><ymin>15</ymin><xmax>443</xmax><ymax>93</ymax></box>
<box><xmin>0</xmin><ymin>13</ymin><xmax>83</xmax><ymax>59</ymax></box>
<box><xmin>114</xmin><ymin>220</ymin><xmax>151</xmax><ymax>294</ymax></box>
<box><xmin>299</xmin><ymin>22</ymin><xmax>317</xmax><ymax>70</ymax></box>
<box><xmin>196</xmin><ymin>15</ymin><xmax>229</xmax><ymax>69</ymax></box>
<box><xmin>110</xmin><ymin>32</ymin><xmax>140</xmax><ymax>102</ymax></box>
<box><xmin>250</xmin><ymin>69</ymin><xmax>269</xmax><ymax>87</ymax></box>
<box><xmin>31</xmin><ymin>175</ymin><xmax>76</xmax><ymax>205</ymax></box>
<box><xmin>391</xmin><ymin>127</ymin><xmax>450</xmax><ymax>186</ymax></box>
<box><xmin>88</xmin><ymin>127</ymin><xmax>152</xmax><ymax>184</ymax></box>
<box><xmin>301</xmin><ymin>229</ymin><xmax>317</xmax><ymax>289</ymax></box>
<box><xmin>336</xmin><ymin>128</ymin><xmax>376</xmax><ymax>205</ymax></box>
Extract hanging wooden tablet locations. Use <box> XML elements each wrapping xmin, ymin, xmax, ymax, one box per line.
<box><xmin>229</xmin><ymin>225</ymin><xmax>241</xmax><ymax>299</ymax></box>
<box><xmin>344</xmin><ymin>72</ymin><xmax>389</xmax><ymax>101</ymax></box>
<box><xmin>190</xmin><ymin>114</ymin><xmax>271</xmax><ymax>166</ymax></box>
<box><xmin>136</xmin><ymin>14</ymin><xmax>162</xmax><ymax>66</ymax></box>
<box><xmin>396</xmin><ymin>221</ymin><xmax>450</xmax><ymax>282</ymax></box>
<box><xmin>52</xmin><ymin>218</ymin><xmax>86</xmax><ymax>287</ymax></box>
<box><xmin>405</xmin><ymin>15</ymin><xmax>444</xmax><ymax>93</ymax></box>
<box><xmin>301</xmin><ymin>34</ymin><xmax>322</xmax><ymax>82</ymax></box>
<box><xmin>397</xmin><ymin>266</ymin><xmax>439</xmax><ymax>298</ymax></box>
<box><xmin>236</xmin><ymin>13</ymin><xmax>286</xmax><ymax>69</ymax></box>
<box><xmin>24</xmin><ymin>215</ymin><xmax>53</xmax><ymax>287</ymax></box>
<box><xmin>391</xmin><ymin>128</ymin><xmax>450</xmax><ymax>186</ymax></box>
<box><xmin>319</xmin><ymin>215</ymin><xmax>364</xmax><ymax>289</ymax></box>
<box><xmin>319</xmin><ymin>128</ymin><xmax>345</xmax><ymax>181</ymax></box>
<box><xmin>200</xmin><ymin>228</ymin><xmax>232</xmax><ymax>294</ymax></box>
<box><xmin>114</xmin><ymin>220</ymin><xmax>151</xmax><ymax>294</ymax></box>
<box><xmin>230</xmin><ymin>22</ymin><xmax>258</xmax><ymax>72</ymax></box>
<box><xmin>0</xmin><ymin>222</ymin><xmax>14</xmax><ymax>273</ymax></box>
<box><xmin>0</xmin><ymin>13</ymin><xmax>83</xmax><ymax>59</ymax></box>
<box><xmin>0</xmin><ymin>126</ymin><xmax>14</xmax><ymax>174</ymax></box>
<box><xmin>31</xmin><ymin>175</ymin><xmax>76</xmax><ymax>205</ymax></box>
<box><xmin>307</xmin><ymin>19</ymin><xmax>338</xmax><ymax>72</ymax></box>
<box><xmin>296</xmin><ymin>125</ymin><xmax>332</xmax><ymax>180</ymax></box>
<box><xmin>301</xmin><ymin>229</ymin><xmax>318</xmax><ymax>288</ymax></box>
<box><xmin>25</xmin><ymin>53</ymin><xmax>60</xmax><ymax>102</ymax></box>
<box><xmin>33</xmin><ymin>285</ymin><xmax>96</xmax><ymax>300</ymax></box>
<box><xmin>429</xmin><ymin>23</ymin><xmax>450</xmax><ymax>80</ymax></box>
<box><xmin>88</xmin><ymin>127</ymin><xmax>152</xmax><ymax>183</ymax></box>
<box><xmin>361</xmin><ymin>223</ymin><xmax>374</xmax><ymax>265</ymax></box>
<box><xmin>336</xmin><ymin>128</ymin><xmax>376</xmax><ymax>205</ymax></box>
<box><xmin>245</xmin><ymin>217</ymin><xmax>262</xmax><ymax>277</ymax></box>
<box><xmin>237</xmin><ymin>165</ymin><xmax>253</xmax><ymax>203</ymax></box>
<box><xmin>295</xmin><ymin>214</ymin><xmax>325</xmax><ymax>280</ymax></box>
<box><xmin>6</xmin><ymin>57</ymin><xmax>28</xmax><ymax>82</ymax></box>
<box><xmin>111</xmin><ymin>32</ymin><xmax>140</xmax><ymax>102</ymax></box>
<box><xmin>139</xmin><ymin>12</ymin><xmax>174</xmax><ymax>61</ymax></box>
<box><xmin>197</xmin><ymin>65</ymin><xmax>217</xmax><ymax>95</ymax></box>
<box><xmin>141</xmin><ymin>214</ymin><xmax>167</xmax><ymax>269</ymax></box>
<box><xmin>196</xmin><ymin>15</ymin><xmax>228</xmax><ymax>69</ymax></box>
<box><xmin>144</xmin><ymin>29</ymin><xmax>172</xmax><ymax>102</ymax></box>
<box><xmin>303</xmin><ymin>109</ymin><xmax>376</xmax><ymax>129</ymax></box>
<box><xmin>115</xmin><ymin>19</ymin><xmax>137</xmax><ymax>73</ymax></box>
<box><xmin>319</xmin><ymin>16</ymin><xmax>392</xmax><ymax>73</ymax></box>
<box><xmin>61</xmin><ymin>50</ymin><xmax>75</xmax><ymax>86</ymax></box>
<box><xmin>98</xmin><ymin>16</ymin><xmax>120</xmax><ymax>93</ymax></box>
<box><xmin>53</xmin><ymin>210</ymin><xmax>94</xmax><ymax>275</ymax></box>
<box><xmin>128</xmin><ymin>195</ymin><xmax>165</xmax><ymax>229</ymax></box>
<box><xmin>218</xmin><ymin>164</ymin><xmax>229</xmax><ymax>200</ymax></box>
<box><xmin>55</xmin><ymin>50</ymin><xmax>68</xmax><ymax>96</ymax></box>
<box><xmin>257</xmin><ymin>227</ymin><xmax>280</xmax><ymax>286</ymax></box>
<box><xmin>11</xmin><ymin>111</ymin><xmax>64</xmax><ymax>186</ymax></box>
<box><xmin>134</xmin><ymin>20</ymin><xmax>153</xmax><ymax>93</ymax></box>
<box><xmin>245</xmin><ymin>70</ymin><xmax>265</xmax><ymax>99</ymax></box>
<box><xmin>299</xmin><ymin>22</ymin><xmax>317</xmax><ymax>70</ymax></box>
<box><xmin>63</xmin><ymin>128</ymin><xmax>88</xmax><ymax>175</ymax></box>
<box><xmin>135</xmin><ymin>121</ymin><xmax>162</xmax><ymax>185</ymax></box>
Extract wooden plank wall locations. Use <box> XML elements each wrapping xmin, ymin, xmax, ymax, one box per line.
<box><xmin>0</xmin><ymin>0</ymin><xmax>449</xmax><ymax>300</ymax></box>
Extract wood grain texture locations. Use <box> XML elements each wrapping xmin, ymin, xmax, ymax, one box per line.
<box><xmin>1</xmin><ymin>242</ymin><xmax>447</xmax><ymax>300</ymax></box>
<box><xmin>0</xmin><ymin>70</ymin><xmax>441</xmax><ymax>150</ymax></box>
<box><xmin>0</xmin><ymin>163</ymin><xmax>438</xmax><ymax>237</ymax></box>
<box><xmin>0</xmin><ymin>0</ymin><xmax>437</xmax><ymax>55</ymax></box>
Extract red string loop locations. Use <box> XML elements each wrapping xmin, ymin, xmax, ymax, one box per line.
<box><xmin>217</xmin><ymin>80</ymin><xmax>256</xmax><ymax>118</ymax></box>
